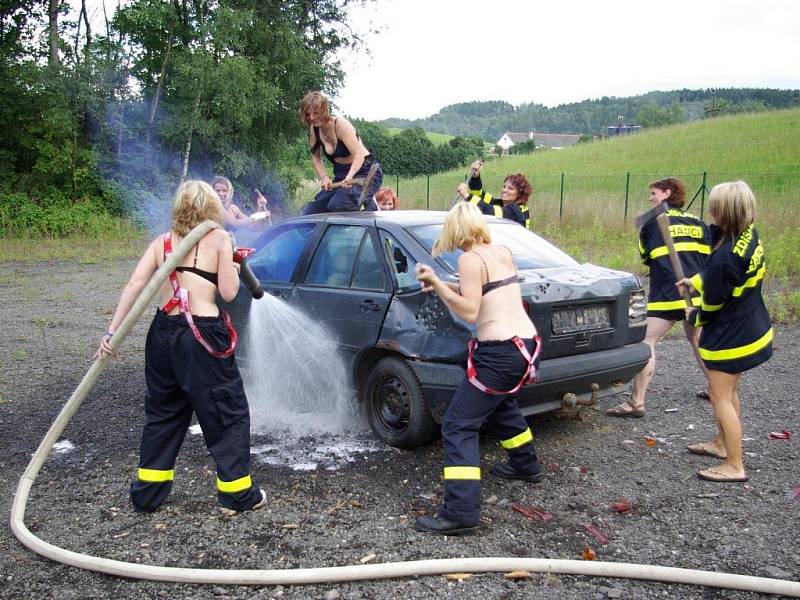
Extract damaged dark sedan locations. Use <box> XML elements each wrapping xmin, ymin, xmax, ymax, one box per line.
<box><xmin>225</xmin><ymin>211</ymin><xmax>650</xmax><ymax>449</ymax></box>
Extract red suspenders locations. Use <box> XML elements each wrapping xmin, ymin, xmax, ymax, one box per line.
<box><xmin>466</xmin><ymin>335</ymin><xmax>542</xmax><ymax>395</ymax></box>
<box><xmin>162</xmin><ymin>232</ymin><xmax>237</xmax><ymax>358</ymax></box>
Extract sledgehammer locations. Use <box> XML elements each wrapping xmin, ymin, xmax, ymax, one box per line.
<box><xmin>635</xmin><ymin>202</ymin><xmax>694</xmax><ymax>308</ymax></box>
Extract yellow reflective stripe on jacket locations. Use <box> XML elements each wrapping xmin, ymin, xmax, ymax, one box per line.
<box><xmin>443</xmin><ymin>466</ymin><xmax>481</xmax><ymax>480</ymax></box>
<box><xmin>647</xmin><ymin>297</ymin><xmax>700</xmax><ymax>311</ymax></box>
<box><xmin>699</xmin><ymin>328</ymin><xmax>774</xmax><ymax>361</ymax></box>
<box><xmin>690</xmin><ymin>273</ymin><xmax>703</xmax><ymax>294</ymax></box>
<box><xmin>521</xmin><ymin>205</ymin><xmax>530</xmax><ymax>229</ymax></box>
<box><xmin>216</xmin><ymin>474</ymin><xmax>252</xmax><ymax>493</ymax></box>
<box><xmin>492</xmin><ymin>205</ymin><xmax>502</xmax><ymax>218</ymax></box>
<box><xmin>500</xmin><ymin>428</ymin><xmax>533</xmax><ymax>450</ymax></box>
<box><xmin>732</xmin><ymin>264</ymin><xmax>766</xmax><ymax>297</ymax></box>
<box><xmin>138</xmin><ymin>468</ymin><xmax>174</xmax><ymax>482</ymax></box>
<box><xmin>649</xmin><ymin>242</ymin><xmax>711</xmax><ymax>260</ymax></box>
<box><xmin>701</xmin><ymin>299</ymin><xmax>725</xmax><ymax>312</ymax></box>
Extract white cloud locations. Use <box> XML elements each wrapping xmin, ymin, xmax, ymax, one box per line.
<box><xmin>335</xmin><ymin>0</ymin><xmax>800</xmax><ymax>120</ymax></box>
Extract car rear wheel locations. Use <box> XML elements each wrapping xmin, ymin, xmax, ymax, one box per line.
<box><xmin>364</xmin><ymin>357</ymin><xmax>437</xmax><ymax>449</ymax></box>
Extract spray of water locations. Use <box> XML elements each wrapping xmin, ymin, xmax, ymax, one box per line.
<box><xmin>241</xmin><ymin>293</ymin><xmax>365</xmax><ymax>436</ymax></box>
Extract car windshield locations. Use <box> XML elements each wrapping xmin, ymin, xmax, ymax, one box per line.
<box><xmin>410</xmin><ymin>222</ymin><xmax>579</xmax><ymax>273</ymax></box>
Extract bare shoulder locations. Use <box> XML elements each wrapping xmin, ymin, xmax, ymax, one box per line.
<box><xmin>458</xmin><ymin>251</ymin><xmax>482</xmax><ymax>269</ymax></box>
<box><xmin>336</xmin><ymin>117</ymin><xmax>357</xmax><ymax>135</ymax></box>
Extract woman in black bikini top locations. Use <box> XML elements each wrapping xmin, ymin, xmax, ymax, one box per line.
<box><xmin>298</xmin><ymin>90</ymin><xmax>383</xmax><ymax>214</ymax></box>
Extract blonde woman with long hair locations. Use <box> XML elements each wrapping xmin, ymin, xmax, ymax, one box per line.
<box><xmin>414</xmin><ymin>202</ymin><xmax>542</xmax><ymax>535</ymax></box>
<box><xmin>677</xmin><ymin>181</ymin><xmax>773</xmax><ymax>483</ymax></box>
<box><xmin>96</xmin><ymin>180</ymin><xmax>266</xmax><ymax>513</ymax></box>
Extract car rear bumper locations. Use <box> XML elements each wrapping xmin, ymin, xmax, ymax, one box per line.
<box><xmin>408</xmin><ymin>342</ymin><xmax>652</xmax><ymax>422</ymax></box>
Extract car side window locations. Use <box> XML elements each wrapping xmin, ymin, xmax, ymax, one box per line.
<box><xmin>379</xmin><ymin>232</ymin><xmax>419</xmax><ymax>291</ymax></box>
<box><xmin>305</xmin><ymin>225</ymin><xmax>365</xmax><ymax>287</ymax></box>
<box><xmin>248</xmin><ymin>223</ymin><xmax>315</xmax><ymax>283</ymax></box>
<box><xmin>351</xmin><ymin>234</ymin><xmax>387</xmax><ymax>291</ymax></box>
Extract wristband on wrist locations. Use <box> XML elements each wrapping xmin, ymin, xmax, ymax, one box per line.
<box><xmin>104</xmin><ymin>331</ymin><xmax>114</xmax><ymax>338</ymax></box>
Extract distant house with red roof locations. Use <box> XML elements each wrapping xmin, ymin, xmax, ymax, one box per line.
<box><xmin>495</xmin><ymin>131</ymin><xmax>581</xmax><ymax>153</ymax></box>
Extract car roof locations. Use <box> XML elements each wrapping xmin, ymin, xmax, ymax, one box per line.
<box><xmin>281</xmin><ymin>210</ymin><xmax>505</xmax><ymax>228</ymax></box>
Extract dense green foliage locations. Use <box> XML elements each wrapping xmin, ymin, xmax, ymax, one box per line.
<box><xmin>0</xmin><ymin>0</ymin><xmax>365</xmax><ymax>237</ymax></box>
<box><xmin>382</xmin><ymin>89</ymin><xmax>800</xmax><ymax>140</ymax></box>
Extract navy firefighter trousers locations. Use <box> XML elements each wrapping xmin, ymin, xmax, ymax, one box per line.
<box><xmin>440</xmin><ymin>338</ymin><xmax>541</xmax><ymax>526</ymax></box>
<box><xmin>130</xmin><ymin>309</ymin><xmax>262</xmax><ymax>512</ymax></box>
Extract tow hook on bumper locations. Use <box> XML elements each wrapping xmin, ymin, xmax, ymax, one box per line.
<box><xmin>561</xmin><ymin>383</ymin><xmax>600</xmax><ymax>410</ymax></box>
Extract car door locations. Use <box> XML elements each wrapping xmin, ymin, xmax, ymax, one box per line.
<box><xmin>294</xmin><ymin>224</ymin><xmax>392</xmax><ymax>360</ymax></box>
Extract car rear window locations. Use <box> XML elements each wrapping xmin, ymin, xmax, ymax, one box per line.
<box><xmin>410</xmin><ymin>222</ymin><xmax>579</xmax><ymax>272</ymax></box>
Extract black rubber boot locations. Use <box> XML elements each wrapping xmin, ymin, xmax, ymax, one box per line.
<box><xmin>415</xmin><ymin>514</ymin><xmax>478</xmax><ymax>535</ymax></box>
<box><xmin>491</xmin><ymin>462</ymin><xmax>543</xmax><ymax>483</ymax></box>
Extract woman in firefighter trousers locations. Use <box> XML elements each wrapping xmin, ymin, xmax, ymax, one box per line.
<box><xmin>414</xmin><ymin>202</ymin><xmax>542</xmax><ymax>535</ymax></box>
<box><xmin>677</xmin><ymin>181</ymin><xmax>773</xmax><ymax>483</ymax></box>
<box><xmin>95</xmin><ymin>180</ymin><xmax>265</xmax><ymax>513</ymax></box>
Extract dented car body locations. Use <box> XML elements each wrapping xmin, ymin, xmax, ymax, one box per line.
<box><xmin>225</xmin><ymin>211</ymin><xmax>650</xmax><ymax>449</ymax></box>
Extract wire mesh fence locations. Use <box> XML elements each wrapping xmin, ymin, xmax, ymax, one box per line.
<box><xmin>389</xmin><ymin>170</ymin><xmax>800</xmax><ymax>234</ymax></box>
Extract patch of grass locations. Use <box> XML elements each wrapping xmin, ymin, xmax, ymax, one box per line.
<box><xmin>0</xmin><ymin>236</ymin><xmax>146</xmax><ymax>263</ymax></box>
<box><xmin>12</xmin><ymin>349</ymin><xmax>27</xmax><ymax>361</ymax></box>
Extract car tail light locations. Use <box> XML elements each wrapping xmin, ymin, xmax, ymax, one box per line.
<box><xmin>628</xmin><ymin>289</ymin><xmax>647</xmax><ymax>325</ymax></box>
<box><xmin>522</xmin><ymin>299</ymin><xmax>530</xmax><ymax>315</ymax></box>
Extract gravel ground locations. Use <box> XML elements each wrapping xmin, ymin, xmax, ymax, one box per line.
<box><xmin>1</xmin><ymin>258</ymin><xmax>799</xmax><ymax>600</ymax></box>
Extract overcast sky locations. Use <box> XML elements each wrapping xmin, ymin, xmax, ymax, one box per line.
<box><xmin>334</xmin><ymin>0</ymin><xmax>800</xmax><ymax>120</ymax></box>
<box><xmin>78</xmin><ymin>0</ymin><xmax>800</xmax><ymax>121</ymax></box>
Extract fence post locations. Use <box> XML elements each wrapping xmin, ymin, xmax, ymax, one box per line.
<box><xmin>699</xmin><ymin>171</ymin><xmax>707</xmax><ymax>218</ymax></box>
<box><xmin>396</xmin><ymin>174</ymin><xmax>400</xmax><ymax>198</ymax></box>
<box><xmin>623</xmin><ymin>171</ymin><xmax>630</xmax><ymax>229</ymax></box>
<box><xmin>426</xmin><ymin>174</ymin><xmax>430</xmax><ymax>210</ymax></box>
<box><xmin>559</xmin><ymin>172</ymin><xmax>565</xmax><ymax>223</ymax></box>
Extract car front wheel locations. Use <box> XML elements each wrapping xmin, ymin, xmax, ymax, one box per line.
<box><xmin>364</xmin><ymin>357</ymin><xmax>437</xmax><ymax>449</ymax></box>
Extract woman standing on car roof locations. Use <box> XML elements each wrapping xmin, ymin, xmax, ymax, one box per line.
<box><xmin>413</xmin><ymin>201</ymin><xmax>542</xmax><ymax>535</ymax></box>
<box><xmin>606</xmin><ymin>177</ymin><xmax>711</xmax><ymax>418</ymax></box>
<box><xmin>456</xmin><ymin>160</ymin><xmax>531</xmax><ymax>228</ymax></box>
<box><xmin>677</xmin><ymin>181</ymin><xmax>773</xmax><ymax>483</ymax></box>
<box><xmin>298</xmin><ymin>91</ymin><xmax>383</xmax><ymax>214</ymax></box>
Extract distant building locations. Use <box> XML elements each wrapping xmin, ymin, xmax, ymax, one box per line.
<box><xmin>495</xmin><ymin>131</ymin><xmax>581</xmax><ymax>153</ymax></box>
<box><xmin>607</xmin><ymin>115</ymin><xmax>641</xmax><ymax>137</ymax></box>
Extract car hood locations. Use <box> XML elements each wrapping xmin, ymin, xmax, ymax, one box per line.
<box><xmin>518</xmin><ymin>263</ymin><xmax>641</xmax><ymax>302</ymax></box>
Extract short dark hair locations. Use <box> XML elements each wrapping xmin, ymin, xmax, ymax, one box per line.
<box><xmin>649</xmin><ymin>177</ymin><xmax>686</xmax><ymax>208</ymax></box>
<box><xmin>504</xmin><ymin>173</ymin><xmax>532</xmax><ymax>204</ymax></box>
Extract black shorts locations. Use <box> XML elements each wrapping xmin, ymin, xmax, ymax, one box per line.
<box><xmin>646</xmin><ymin>308</ymin><xmax>686</xmax><ymax>321</ymax></box>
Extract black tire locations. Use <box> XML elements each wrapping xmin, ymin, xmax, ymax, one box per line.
<box><xmin>364</xmin><ymin>356</ymin><xmax>438</xmax><ymax>449</ymax></box>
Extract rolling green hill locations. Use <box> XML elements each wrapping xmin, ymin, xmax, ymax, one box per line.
<box><xmin>385</xmin><ymin>127</ymin><xmax>454</xmax><ymax>146</ymax></box>
<box><xmin>392</xmin><ymin>108</ymin><xmax>800</xmax><ymax>309</ymax></box>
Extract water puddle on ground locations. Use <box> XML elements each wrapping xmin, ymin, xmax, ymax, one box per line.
<box><xmin>191</xmin><ymin>293</ymin><xmax>386</xmax><ymax>470</ymax></box>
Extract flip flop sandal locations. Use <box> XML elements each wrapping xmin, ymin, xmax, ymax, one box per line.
<box><xmin>605</xmin><ymin>401</ymin><xmax>645</xmax><ymax>418</ymax></box>
<box><xmin>697</xmin><ymin>467</ymin><xmax>749</xmax><ymax>483</ymax></box>
<box><xmin>686</xmin><ymin>443</ymin><xmax>727</xmax><ymax>460</ymax></box>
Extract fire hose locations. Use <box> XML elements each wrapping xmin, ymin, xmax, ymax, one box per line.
<box><xmin>9</xmin><ymin>220</ymin><xmax>800</xmax><ymax>595</ymax></box>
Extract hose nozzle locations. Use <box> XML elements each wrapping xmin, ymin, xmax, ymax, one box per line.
<box><xmin>233</xmin><ymin>247</ymin><xmax>264</xmax><ymax>300</ymax></box>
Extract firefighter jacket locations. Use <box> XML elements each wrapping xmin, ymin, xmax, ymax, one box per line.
<box><xmin>638</xmin><ymin>207</ymin><xmax>711</xmax><ymax>313</ymax></box>
<box><xmin>688</xmin><ymin>224</ymin><xmax>773</xmax><ymax>373</ymax></box>
<box><xmin>464</xmin><ymin>174</ymin><xmax>530</xmax><ymax>228</ymax></box>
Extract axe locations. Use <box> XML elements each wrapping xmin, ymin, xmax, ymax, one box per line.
<box><xmin>329</xmin><ymin>177</ymin><xmax>366</xmax><ymax>190</ymax></box>
<box><xmin>355</xmin><ymin>161</ymin><xmax>381</xmax><ymax>210</ymax></box>
<box><xmin>450</xmin><ymin>162</ymin><xmax>481</xmax><ymax>208</ymax></box>
<box><xmin>635</xmin><ymin>202</ymin><xmax>694</xmax><ymax>308</ymax></box>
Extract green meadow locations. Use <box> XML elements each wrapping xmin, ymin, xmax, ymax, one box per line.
<box><xmin>388</xmin><ymin>109</ymin><xmax>800</xmax><ymax>317</ymax></box>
